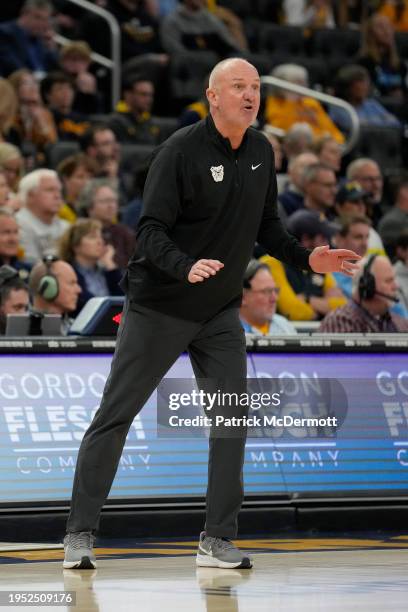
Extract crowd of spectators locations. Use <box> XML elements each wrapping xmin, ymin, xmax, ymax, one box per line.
<box><xmin>0</xmin><ymin>0</ymin><xmax>407</xmax><ymax>335</ymax></box>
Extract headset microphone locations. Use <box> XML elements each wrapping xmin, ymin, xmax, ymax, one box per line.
<box><xmin>374</xmin><ymin>291</ymin><xmax>399</xmax><ymax>304</ymax></box>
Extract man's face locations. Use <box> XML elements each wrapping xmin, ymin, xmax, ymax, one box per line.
<box><xmin>47</xmin><ymin>82</ymin><xmax>75</xmax><ymax>114</ymax></box>
<box><xmin>92</xmin><ymin>129</ymin><xmax>119</xmax><ymax>162</ymax></box>
<box><xmin>320</xmin><ymin>140</ymin><xmax>341</xmax><ymax>172</ymax></box>
<box><xmin>242</xmin><ymin>269</ymin><xmax>279</xmax><ymax>324</ymax></box>
<box><xmin>89</xmin><ymin>186</ymin><xmax>118</xmax><ymax>225</ymax></box>
<box><xmin>339</xmin><ymin>222</ymin><xmax>370</xmax><ymax>257</ymax></box>
<box><xmin>19</xmin><ymin>83</ymin><xmax>42</xmax><ymax>116</ymax></box>
<box><xmin>61</xmin><ymin>55</ymin><xmax>90</xmax><ymax>77</ymax></box>
<box><xmin>305</xmin><ymin>169</ymin><xmax>337</xmax><ymax>210</ymax></box>
<box><xmin>125</xmin><ymin>81</ymin><xmax>154</xmax><ymax>115</ymax></box>
<box><xmin>207</xmin><ymin>61</ymin><xmax>261</xmax><ymax>131</ymax></box>
<box><xmin>2</xmin><ymin>288</ymin><xmax>29</xmax><ymax>316</ymax></box>
<box><xmin>20</xmin><ymin>8</ymin><xmax>51</xmax><ymax>37</ymax></box>
<box><xmin>0</xmin><ymin>217</ymin><xmax>20</xmax><ymax>258</ymax></box>
<box><xmin>351</xmin><ymin>162</ymin><xmax>383</xmax><ymax>203</ymax></box>
<box><xmin>52</xmin><ymin>261</ymin><xmax>81</xmax><ymax>314</ymax></box>
<box><xmin>29</xmin><ymin>175</ymin><xmax>62</xmax><ymax>216</ymax></box>
<box><xmin>373</xmin><ymin>258</ymin><xmax>399</xmax><ymax>307</ymax></box>
<box><xmin>337</xmin><ymin>198</ymin><xmax>367</xmax><ymax>218</ymax></box>
<box><xmin>64</xmin><ymin>165</ymin><xmax>93</xmax><ymax>202</ymax></box>
<box><xmin>290</xmin><ymin>153</ymin><xmax>319</xmax><ymax>190</ymax></box>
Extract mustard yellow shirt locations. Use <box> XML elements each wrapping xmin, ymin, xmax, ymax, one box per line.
<box><xmin>265</xmin><ymin>96</ymin><xmax>345</xmax><ymax>144</ymax></box>
<box><xmin>260</xmin><ymin>255</ymin><xmax>346</xmax><ymax>321</ymax></box>
<box><xmin>378</xmin><ymin>3</ymin><xmax>408</xmax><ymax>31</ymax></box>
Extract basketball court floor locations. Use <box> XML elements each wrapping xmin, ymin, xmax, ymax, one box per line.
<box><xmin>1</xmin><ymin>533</ymin><xmax>407</xmax><ymax>611</ymax></box>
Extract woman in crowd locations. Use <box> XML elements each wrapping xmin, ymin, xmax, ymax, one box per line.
<box><xmin>57</xmin><ymin>153</ymin><xmax>98</xmax><ymax>223</ymax></box>
<box><xmin>0</xmin><ymin>79</ymin><xmax>18</xmax><ymax>143</ymax></box>
<box><xmin>358</xmin><ymin>13</ymin><xmax>407</xmax><ymax>99</ymax></box>
<box><xmin>58</xmin><ymin>218</ymin><xmax>123</xmax><ymax>316</ymax></box>
<box><xmin>79</xmin><ymin>178</ymin><xmax>136</xmax><ymax>270</ymax></box>
<box><xmin>0</xmin><ymin>143</ymin><xmax>24</xmax><ymax>196</ymax></box>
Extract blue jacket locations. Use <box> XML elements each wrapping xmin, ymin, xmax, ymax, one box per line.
<box><xmin>71</xmin><ymin>263</ymin><xmax>123</xmax><ymax>317</ymax></box>
<box><xmin>0</xmin><ymin>20</ymin><xmax>58</xmax><ymax>76</ymax></box>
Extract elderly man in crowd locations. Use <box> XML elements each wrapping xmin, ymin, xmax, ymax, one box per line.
<box><xmin>16</xmin><ymin>169</ymin><xmax>68</xmax><ymax>263</ymax></box>
<box><xmin>29</xmin><ymin>257</ymin><xmax>81</xmax><ymax>335</ymax></box>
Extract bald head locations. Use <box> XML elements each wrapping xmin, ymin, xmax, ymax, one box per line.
<box><xmin>208</xmin><ymin>58</ymin><xmax>258</xmax><ymax>90</ymax></box>
<box><xmin>206</xmin><ymin>58</ymin><xmax>260</xmax><ymax>141</ymax></box>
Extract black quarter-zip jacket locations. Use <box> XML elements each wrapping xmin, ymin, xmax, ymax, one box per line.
<box><xmin>127</xmin><ymin>115</ymin><xmax>311</xmax><ymax>321</ymax></box>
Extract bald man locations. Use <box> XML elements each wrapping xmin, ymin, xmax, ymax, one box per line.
<box><xmin>64</xmin><ymin>58</ymin><xmax>360</xmax><ymax>571</ymax></box>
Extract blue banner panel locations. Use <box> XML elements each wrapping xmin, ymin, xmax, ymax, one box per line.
<box><xmin>0</xmin><ymin>353</ymin><xmax>407</xmax><ymax>503</ymax></box>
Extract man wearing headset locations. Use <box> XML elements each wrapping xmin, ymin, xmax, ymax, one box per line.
<box><xmin>319</xmin><ymin>254</ymin><xmax>408</xmax><ymax>333</ymax></box>
<box><xmin>29</xmin><ymin>256</ymin><xmax>81</xmax><ymax>335</ymax></box>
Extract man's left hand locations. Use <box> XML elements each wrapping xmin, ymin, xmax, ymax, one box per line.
<box><xmin>309</xmin><ymin>245</ymin><xmax>361</xmax><ymax>277</ymax></box>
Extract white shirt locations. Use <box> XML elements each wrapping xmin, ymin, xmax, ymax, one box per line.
<box><xmin>16</xmin><ymin>207</ymin><xmax>69</xmax><ymax>264</ymax></box>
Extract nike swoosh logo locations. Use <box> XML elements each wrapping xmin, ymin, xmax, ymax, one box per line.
<box><xmin>251</xmin><ymin>163</ymin><xmax>262</xmax><ymax>171</ymax></box>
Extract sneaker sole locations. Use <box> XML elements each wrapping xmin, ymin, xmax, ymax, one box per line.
<box><xmin>63</xmin><ymin>556</ymin><xmax>96</xmax><ymax>570</ymax></box>
<box><xmin>196</xmin><ymin>553</ymin><xmax>252</xmax><ymax>569</ymax></box>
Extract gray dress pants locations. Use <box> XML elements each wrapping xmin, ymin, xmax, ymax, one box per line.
<box><xmin>67</xmin><ymin>300</ymin><xmax>247</xmax><ymax>538</ymax></box>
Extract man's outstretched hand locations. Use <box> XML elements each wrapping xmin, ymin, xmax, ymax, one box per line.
<box><xmin>309</xmin><ymin>245</ymin><xmax>361</xmax><ymax>277</ymax></box>
<box><xmin>188</xmin><ymin>259</ymin><xmax>224</xmax><ymax>283</ymax></box>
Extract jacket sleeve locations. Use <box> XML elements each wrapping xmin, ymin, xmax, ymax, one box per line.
<box><xmin>257</xmin><ymin>166</ymin><xmax>312</xmax><ymax>272</ymax></box>
<box><xmin>136</xmin><ymin>144</ymin><xmax>196</xmax><ymax>281</ymax></box>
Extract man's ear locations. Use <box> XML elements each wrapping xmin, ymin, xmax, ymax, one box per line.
<box><xmin>206</xmin><ymin>87</ymin><xmax>218</xmax><ymax>108</ymax></box>
<box><xmin>241</xmin><ymin>289</ymin><xmax>249</xmax><ymax>306</ymax></box>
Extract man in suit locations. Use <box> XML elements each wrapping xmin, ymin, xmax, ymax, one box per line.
<box><xmin>0</xmin><ymin>0</ymin><xmax>58</xmax><ymax>77</ymax></box>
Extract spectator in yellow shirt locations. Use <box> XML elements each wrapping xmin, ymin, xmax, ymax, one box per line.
<box><xmin>377</xmin><ymin>1</ymin><xmax>408</xmax><ymax>32</ymax></box>
<box><xmin>264</xmin><ymin>63</ymin><xmax>345</xmax><ymax>144</ymax></box>
<box><xmin>260</xmin><ymin>211</ymin><xmax>346</xmax><ymax>320</ymax></box>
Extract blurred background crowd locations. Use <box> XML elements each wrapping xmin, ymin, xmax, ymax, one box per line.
<box><xmin>0</xmin><ymin>0</ymin><xmax>407</xmax><ymax>335</ymax></box>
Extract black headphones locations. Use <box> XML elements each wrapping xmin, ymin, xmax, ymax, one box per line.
<box><xmin>38</xmin><ymin>255</ymin><xmax>59</xmax><ymax>302</ymax></box>
<box><xmin>358</xmin><ymin>254</ymin><xmax>377</xmax><ymax>301</ymax></box>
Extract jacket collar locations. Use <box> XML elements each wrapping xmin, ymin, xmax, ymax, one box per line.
<box><xmin>205</xmin><ymin>114</ymin><xmax>248</xmax><ymax>157</ymax></box>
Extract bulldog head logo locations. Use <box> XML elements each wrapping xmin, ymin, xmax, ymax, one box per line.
<box><xmin>210</xmin><ymin>165</ymin><xmax>224</xmax><ymax>182</ymax></box>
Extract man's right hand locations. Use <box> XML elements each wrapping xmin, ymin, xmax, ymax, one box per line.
<box><xmin>188</xmin><ymin>259</ymin><xmax>224</xmax><ymax>283</ymax></box>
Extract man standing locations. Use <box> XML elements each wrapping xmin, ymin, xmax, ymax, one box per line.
<box><xmin>63</xmin><ymin>58</ymin><xmax>359</xmax><ymax>571</ymax></box>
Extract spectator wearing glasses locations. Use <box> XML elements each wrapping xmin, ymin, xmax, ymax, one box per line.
<box><xmin>334</xmin><ymin>180</ymin><xmax>386</xmax><ymax>256</ymax></box>
<box><xmin>109</xmin><ymin>74</ymin><xmax>162</xmax><ymax>145</ymax></box>
<box><xmin>240</xmin><ymin>260</ymin><xmax>297</xmax><ymax>335</ymax></box>
<box><xmin>302</xmin><ymin>163</ymin><xmax>338</xmax><ymax>220</ymax></box>
<box><xmin>261</xmin><ymin>211</ymin><xmax>346</xmax><ymax>320</ymax></box>
<box><xmin>378</xmin><ymin>180</ymin><xmax>408</xmax><ymax>258</ymax></box>
<box><xmin>346</xmin><ymin>157</ymin><xmax>386</xmax><ymax>226</ymax></box>
<box><xmin>79</xmin><ymin>178</ymin><xmax>136</xmax><ymax>270</ymax></box>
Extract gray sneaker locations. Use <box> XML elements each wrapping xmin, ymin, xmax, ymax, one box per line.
<box><xmin>196</xmin><ymin>532</ymin><xmax>252</xmax><ymax>569</ymax></box>
<box><xmin>63</xmin><ymin>532</ymin><xmax>96</xmax><ymax>569</ymax></box>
